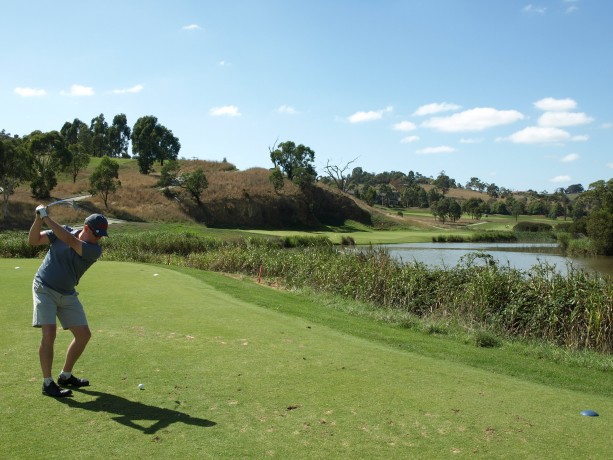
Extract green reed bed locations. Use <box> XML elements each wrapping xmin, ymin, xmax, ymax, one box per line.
<box><xmin>0</xmin><ymin>232</ymin><xmax>46</xmax><ymax>258</ymax></box>
<box><xmin>181</xmin><ymin>243</ymin><xmax>612</xmax><ymax>353</ymax></box>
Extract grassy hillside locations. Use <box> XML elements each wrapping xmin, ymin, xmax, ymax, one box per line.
<box><xmin>1</xmin><ymin>159</ymin><xmax>382</xmax><ymax>231</ymax></box>
<box><xmin>1</xmin><ymin>157</ymin><xmax>556</xmax><ymax>236</ymax></box>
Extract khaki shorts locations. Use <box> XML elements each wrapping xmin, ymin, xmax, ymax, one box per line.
<box><xmin>32</xmin><ymin>280</ymin><xmax>88</xmax><ymax>329</ymax></box>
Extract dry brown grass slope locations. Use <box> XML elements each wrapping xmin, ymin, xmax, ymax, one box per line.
<box><xmin>1</xmin><ymin>159</ymin><xmax>381</xmax><ymax>230</ymax></box>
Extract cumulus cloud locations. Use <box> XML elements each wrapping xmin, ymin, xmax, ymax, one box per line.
<box><xmin>392</xmin><ymin>121</ymin><xmax>417</xmax><ymax>132</ymax></box>
<box><xmin>571</xmin><ymin>135</ymin><xmax>589</xmax><ymax>141</ymax></box>
<box><xmin>422</xmin><ymin>107</ymin><xmax>524</xmax><ymax>132</ymax></box>
<box><xmin>416</xmin><ymin>146</ymin><xmax>456</xmax><ymax>155</ymax></box>
<box><xmin>348</xmin><ymin>106</ymin><xmax>393</xmax><ymax>123</ymax></box>
<box><xmin>60</xmin><ymin>84</ymin><xmax>94</xmax><ymax>96</ymax></box>
<box><xmin>112</xmin><ymin>84</ymin><xmax>144</xmax><ymax>94</ymax></box>
<box><xmin>522</xmin><ymin>4</ymin><xmax>547</xmax><ymax>14</ymax></box>
<box><xmin>608</xmin><ymin>163</ymin><xmax>613</xmax><ymax>169</ymax></box>
<box><xmin>209</xmin><ymin>105</ymin><xmax>241</xmax><ymax>117</ymax></box>
<box><xmin>182</xmin><ymin>24</ymin><xmax>202</xmax><ymax>31</ymax></box>
<box><xmin>14</xmin><ymin>87</ymin><xmax>46</xmax><ymax>97</ymax></box>
<box><xmin>277</xmin><ymin>105</ymin><xmax>297</xmax><ymax>114</ymax></box>
<box><xmin>401</xmin><ymin>135</ymin><xmax>419</xmax><ymax>143</ymax></box>
<box><xmin>538</xmin><ymin>111</ymin><xmax>593</xmax><ymax>127</ymax></box>
<box><xmin>601</xmin><ymin>122</ymin><xmax>613</xmax><ymax>129</ymax></box>
<box><xmin>564</xmin><ymin>0</ymin><xmax>579</xmax><ymax>14</ymax></box>
<box><xmin>508</xmin><ymin>126</ymin><xmax>571</xmax><ymax>144</ymax></box>
<box><xmin>412</xmin><ymin>102</ymin><xmax>461</xmax><ymax>117</ymax></box>
<box><xmin>561</xmin><ymin>153</ymin><xmax>580</xmax><ymax>162</ymax></box>
<box><xmin>534</xmin><ymin>97</ymin><xmax>577</xmax><ymax>112</ymax></box>
<box><xmin>550</xmin><ymin>175</ymin><xmax>572</xmax><ymax>183</ymax></box>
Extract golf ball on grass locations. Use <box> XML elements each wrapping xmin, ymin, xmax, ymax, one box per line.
<box><xmin>138</xmin><ymin>383</ymin><xmax>144</xmax><ymax>390</ymax></box>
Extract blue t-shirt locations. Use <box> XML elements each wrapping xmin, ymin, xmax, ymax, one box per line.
<box><xmin>35</xmin><ymin>226</ymin><xmax>102</xmax><ymax>295</ymax></box>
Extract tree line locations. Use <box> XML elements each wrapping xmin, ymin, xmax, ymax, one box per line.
<box><xmin>0</xmin><ymin>114</ymin><xmax>180</xmax><ymax>217</ymax></box>
<box><xmin>267</xmin><ymin>139</ymin><xmax>613</xmax><ymax>255</ymax></box>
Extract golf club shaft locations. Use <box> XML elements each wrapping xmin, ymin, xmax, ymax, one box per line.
<box><xmin>47</xmin><ymin>195</ymin><xmax>92</xmax><ymax>208</ymax></box>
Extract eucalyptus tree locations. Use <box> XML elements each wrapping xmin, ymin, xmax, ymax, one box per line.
<box><xmin>269</xmin><ymin>140</ymin><xmax>316</xmax><ymax>189</ymax></box>
<box><xmin>132</xmin><ymin>116</ymin><xmax>180</xmax><ymax>174</ymax></box>
<box><xmin>0</xmin><ymin>131</ymin><xmax>30</xmax><ymax>219</ymax></box>
<box><xmin>90</xmin><ymin>114</ymin><xmax>110</xmax><ymax>157</ymax></box>
<box><xmin>89</xmin><ymin>156</ymin><xmax>121</xmax><ymax>209</ymax></box>
<box><xmin>179</xmin><ymin>168</ymin><xmax>208</xmax><ymax>205</ymax></box>
<box><xmin>109</xmin><ymin>113</ymin><xmax>132</xmax><ymax>158</ymax></box>
<box><xmin>433</xmin><ymin>171</ymin><xmax>451</xmax><ymax>196</ymax></box>
<box><xmin>26</xmin><ymin>130</ymin><xmax>70</xmax><ymax>198</ymax></box>
<box><xmin>60</xmin><ymin>119</ymin><xmax>91</xmax><ymax>182</ymax></box>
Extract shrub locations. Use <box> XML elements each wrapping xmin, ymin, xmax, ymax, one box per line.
<box><xmin>341</xmin><ymin>236</ymin><xmax>356</xmax><ymax>246</ymax></box>
<box><xmin>471</xmin><ymin>231</ymin><xmax>516</xmax><ymax>242</ymax></box>
<box><xmin>474</xmin><ymin>331</ymin><xmax>502</xmax><ymax>348</ymax></box>
<box><xmin>513</xmin><ymin>222</ymin><xmax>552</xmax><ymax>232</ymax></box>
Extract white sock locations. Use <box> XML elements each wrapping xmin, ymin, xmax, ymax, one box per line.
<box><xmin>60</xmin><ymin>370</ymin><xmax>72</xmax><ymax>379</ymax></box>
<box><xmin>43</xmin><ymin>377</ymin><xmax>53</xmax><ymax>385</ymax></box>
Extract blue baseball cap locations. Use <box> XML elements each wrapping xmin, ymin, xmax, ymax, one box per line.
<box><xmin>85</xmin><ymin>214</ymin><xmax>108</xmax><ymax>237</ymax></box>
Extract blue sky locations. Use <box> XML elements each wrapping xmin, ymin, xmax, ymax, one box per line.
<box><xmin>2</xmin><ymin>0</ymin><xmax>612</xmax><ymax>192</ymax></box>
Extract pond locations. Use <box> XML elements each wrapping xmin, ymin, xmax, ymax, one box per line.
<box><xmin>377</xmin><ymin>242</ymin><xmax>613</xmax><ymax>277</ymax></box>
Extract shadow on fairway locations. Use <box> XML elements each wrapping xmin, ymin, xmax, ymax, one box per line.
<box><xmin>56</xmin><ymin>388</ymin><xmax>216</xmax><ymax>434</ymax></box>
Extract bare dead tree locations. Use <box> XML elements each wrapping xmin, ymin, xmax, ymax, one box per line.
<box><xmin>323</xmin><ymin>157</ymin><xmax>359</xmax><ymax>193</ymax></box>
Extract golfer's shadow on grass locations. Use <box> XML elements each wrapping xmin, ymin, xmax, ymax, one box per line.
<box><xmin>57</xmin><ymin>388</ymin><xmax>216</xmax><ymax>434</ymax></box>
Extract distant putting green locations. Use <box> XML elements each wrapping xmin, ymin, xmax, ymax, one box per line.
<box><xmin>1</xmin><ymin>259</ymin><xmax>611</xmax><ymax>458</ymax></box>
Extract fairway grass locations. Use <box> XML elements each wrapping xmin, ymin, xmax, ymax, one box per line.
<box><xmin>1</xmin><ymin>259</ymin><xmax>611</xmax><ymax>459</ymax></box>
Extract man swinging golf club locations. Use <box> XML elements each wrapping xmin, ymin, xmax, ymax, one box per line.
<box><xmin>29</xmin><ymin>204</ymin><xmax>108</xmax><ymax>397</ymax></box>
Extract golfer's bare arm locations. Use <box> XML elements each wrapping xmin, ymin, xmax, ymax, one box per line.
<box><xmin>28</xmin><ymin>215</ymin><xmax>83</xmax><ymax>256</ymax></box>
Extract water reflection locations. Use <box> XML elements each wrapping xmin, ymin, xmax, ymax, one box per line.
<box><xmin>377</xmin><ymin>242</ymin><xmax>613</xmax><ymax>277</ymax></box>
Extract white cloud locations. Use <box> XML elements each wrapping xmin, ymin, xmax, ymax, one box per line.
<box><xmin>416</xmin><ymin>146</ymin><xmax>456</xmax><ymax>155</ymax></box>
<box><xmin>60</xmin><ymin>84</ymin><xmax>94</xmax><ymax>96</ymax></box>
<box><xmin>522</xmin><ymin>4</ymin><xmax>547</xmax><ymax>14</ymax></box>
<box><xmin>600</xmin><ymin>122</ymin><xmax>613</xmax><ymax>129</ymax></box>
<box><xmin>561</xmin><ymin>153</ymin><xmax>580</xmax><ymax>162</ymax></box>
<box><xmin>422</xmin><ymin>107</ymin><xmax>524</xmax><ymax>132</ymax></box>
<box><xmin>571</xmin><ymin>134</ymin><xmax>589</xmax><ymax>142</ymax></box>
<box><xmin>277</xmin><ymin>105</ymin><xmax>297</xmax><ymax>115</ymax></box>
<box><xmin>112</xmin><ymin>84</ymin><xmax>144</xmax><ymax>94</ymax></box>
<box><xmin>550</xmin><ymin>175</ymin><xmax>572</xmax><ymax>183</ymax></box>
<box><xmin>14</xmin><ymin>87</ymin><xmax>46</xmax><ymax>97</ymax></box>
<box><xmin>534</xmin><ymin>97</ymin><xmax>577</xmax><ymax>112</ymax></box>
<box><xmin>538</xmin><ymin>111</ymin><xmax>593</xmax><ymax>127</ymax></box>
<box><xmin>564</xmin><ymin>0</ymin><xmax>579</xmax><ymax>13</ymax></box>
<box><xmin>401</xmin><ymin>135</ymin><xmax>419</xmax><ymax>143</ymax></box>
<box><xmin>460</xmin><ymin>138</ymin><xmax>482</xmax><ymax>144</ymax></box>
<box><xmin>392</xmin><ymin>121</ymin><xmax>417</xmax><ymax>132</ymax></box>
<box><xmin>608</xmin><ymin>163</ymin><xmax>613</xmax><ymax>169</ymax></box>
<box><xmin>209</xmin><ymin>105</ymin><xmax>241</xmax><ymax>117</ymax></box>
<box><xmin>508</xmin><ymin>126</ymin><xmax>571</xmax><ymax>144</ymax></box>
<box><xmin>182</xmin><ymin>24</ymin><xmax>201</xmax><ymax>31</ymax></box>
<box><xmin>412</xmin><ymin>102</ymin><xmax>461</xmax><ymax>117</ymax></box>
<box><xmin>348</xmin><ymin>106</ymin><xmax>393</xmax><ymax>123</ymax></box>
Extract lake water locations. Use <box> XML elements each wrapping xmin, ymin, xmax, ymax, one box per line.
<box><xmin>377</xmin><ymin>242</ymin><xmax>613</xmax><ymax>277</ymax></box>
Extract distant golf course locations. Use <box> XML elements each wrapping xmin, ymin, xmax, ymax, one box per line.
<box><xmin>1</xmin><ymin>258</ymin><xmax>611</xmax><ymax>459</ymax></box>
